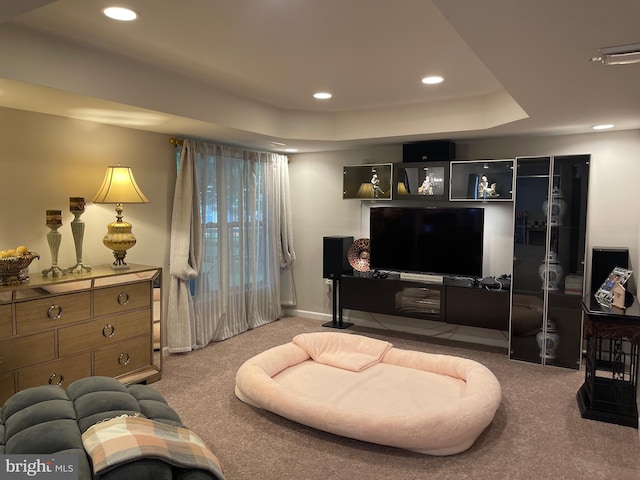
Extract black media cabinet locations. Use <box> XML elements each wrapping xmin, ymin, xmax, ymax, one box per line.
<box><xmin>340</xmin><ymin>275</ymin><xmax>510</xmax><ymax>331</ymax></box>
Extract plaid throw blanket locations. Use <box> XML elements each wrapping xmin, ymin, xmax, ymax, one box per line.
<box><xmin>81</xmin><ymin>415</ymin><xmax>225</xmax><ymax>479</ymax></box>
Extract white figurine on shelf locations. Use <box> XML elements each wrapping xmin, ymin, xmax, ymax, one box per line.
<box><xmin>478</xmin><ymin>175</ymin><xmax>489</xmax><ymax>198</ymax></box>
<box><xmin>486</xmin><ymin>182</ymin><xmax>500</xmax><ymax>197</ymax></box>
<box><xmin>371</xmin><ymin>174</ymin><xmax>385</xmax><ymax>198</ymax></box>
<box><xmin>478</xmin><ymin>176</ymin><xmax>500</xmax><ymax>198</ymax></box>
<box><xmin>419</xmin><ymin>175</ymin><xmax>434</xmax><ymax>195</ymax></box>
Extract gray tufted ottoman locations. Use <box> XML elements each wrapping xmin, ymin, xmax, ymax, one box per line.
<box><xmin>0</xmin><ymin>376</ymin><xmax>224</xmax><ymax>480</ymax></box>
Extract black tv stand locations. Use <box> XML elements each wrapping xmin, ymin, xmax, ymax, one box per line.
<box><xmin>339</xmin><ymin>275</ymin><xmax>510</xmax><ymax>331</ymax></box>
<box><xmin>341</xmin><ymin>275</ymin><xmax>444</xmax><ymax>322</ymax></box>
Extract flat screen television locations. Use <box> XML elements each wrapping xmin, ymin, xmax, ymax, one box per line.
<box><xmin>370</xmin><ymin>206</ymin><xmax>484</xmax><ymax>278</ymax></box>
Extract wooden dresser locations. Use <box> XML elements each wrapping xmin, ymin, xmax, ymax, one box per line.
<box><xmin>0</xmin><ymin>264</ymin><xmax>162</xmax><ymax>404</ymax></box>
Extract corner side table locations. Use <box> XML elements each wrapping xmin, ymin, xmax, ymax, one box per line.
<box><xmin>578</xmin><ymin>294</ymin><xmax>640</xmax><ymax>428</ymax></box>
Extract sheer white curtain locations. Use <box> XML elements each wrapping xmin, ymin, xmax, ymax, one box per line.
<box><xmin>167</xmin><ymin>139</ymin><xmax>296</xmax><ymax>352</ymax></box>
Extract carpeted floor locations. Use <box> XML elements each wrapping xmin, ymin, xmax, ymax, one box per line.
<box><xmin>151</xmin><ymin>316</ymin><xmax>640</xmax><ymax>480</ymax></box>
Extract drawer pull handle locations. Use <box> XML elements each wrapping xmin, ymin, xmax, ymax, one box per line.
<box><xmin>117</xmin><ymin>291</ymin><xmax>130</xmax><ymax>305</ymax></box>
<box><xmin>102</xmin><ymin>323</ymin><xmax>116</xmax><ymax>337</ymax></box>
<box><xmin>47</xmin><ymin>304</ymin><xmax>63</xmax><ymax>320</ymax></box>
<box><xmin>48</xmin><ymin>372</ymin><xmax>64</xmax><ymax>386</ymax></box>
<box><xmin>118</xmin><ymin>352</ymin><xmax>131</xmax><ymax>366</ymax></box>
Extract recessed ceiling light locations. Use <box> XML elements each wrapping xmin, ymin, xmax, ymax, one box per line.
<box><xmin>313</xmin><ymin>92</ymin><xmax>332</xmax><ymax>100</ymax></box>
<box><xmin>102</xmin><ymin>6</ymin><xmax>139</xmax><ymax>21</ymax></box>
<box><xmin>285</xmin><ymin>148</ymin><xmax>298</xmax><ymax>153</ymax></box>
<box><xmin>421</xmin><ymin>76</ymin><xmax>444</xmax><ymax>85</ymax></box>
<box><xmin>592</xmin><ymin>124</ymin><xmax>614</xmax><ymax>130</ymax></box>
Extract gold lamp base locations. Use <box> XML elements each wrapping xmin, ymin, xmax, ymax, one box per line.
<box><xmin>103</xmin><ymin>205</ymin><xmax>137</xmax><ymax>270</ymax></box>
<box><xmin>93</xmin><ymin>166</ymin><xmax>149</xmax><ymax>269</ymax></box>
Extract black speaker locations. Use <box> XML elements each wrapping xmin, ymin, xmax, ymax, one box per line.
<box><xmin>402</xmin><ymin>140</ymin><xmax>456</xmax><ymax>163</ymax></box>
<box><xmin>323</xmin><ymin>236</ymin><xmax>354</xmax><ymax>279</ymax></box>
<box><xmin>591</xmin><ymin>247</ymin><xmax>629</xmax><ymax>293</ymax></box>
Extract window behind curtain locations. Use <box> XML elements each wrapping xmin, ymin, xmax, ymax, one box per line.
<box><xmin>177</xmin><ymin>148</ymin><xmax>269</xmax><ymax>295</ymax></box>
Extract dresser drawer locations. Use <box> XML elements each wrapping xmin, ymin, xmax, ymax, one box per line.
<box><xmin>0</xmin><ymin>331</ymin><xmax>55</xmax><ymax>373</ymax></box>
<box><xmin>18</xmin><ymin>352</ymin><xmax>91</xmax><ymax>390</ymax></box>
<box><xmin>0</xmin><ymin>304</ymin><xmax>12</xmax><ymax>338</ymax></box>
<box><xmin>94</xmin><ymin>282</ymin><xmax>151</xmax><ymax>317</ymax></box>
<box><xmin>0</xmin><ymin>373</ymin><xmax>15</xmax><ymax>405</ymax></box>
<box><xmin>94</xmin><ymin>336</ymin><xmax>151</xmax><ymax>378</ymax></box>
<box><xmin>16</xmin><ymin>292</ymin><xmax>91</xmax><ymax>335</ymax></box>
<box><xmin>59</xmin><ymin>309</ymin><xmax>151</xmax><ymax>357</ymax></box>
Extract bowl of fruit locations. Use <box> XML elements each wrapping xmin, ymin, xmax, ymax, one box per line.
<box><xmin>0</xmin><ymin>246</ymin><xmax>39</xmax><ymax>285</ymax></box>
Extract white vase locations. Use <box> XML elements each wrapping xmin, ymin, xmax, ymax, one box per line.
<box><xmin>542</xmin><ymin>186</ymin><xmax>567</xmax><ymax>226</ymax></box>
<box><xmin>536</xmin><ymin>319</ymin><xmax>560</xmax><ymax>360</ymax></box>
<box><xmin>539</xmin><ymin>251</ymin><xmax>563</xmax><ymax>290</ymax></box>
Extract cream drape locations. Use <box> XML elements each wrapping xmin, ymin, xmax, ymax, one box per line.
<box><xmin>167</xmin><ymin>140</ymin><xmax>202</xmax><ymax>353</ymax></box>
<box><xmin>167</xmin><ymin>140</ymin><xmax>296</xmax><ymax>351</ymax></box>
<box><xmin>277</xmin><ymin>157</ymin><xmax>297</xmax><ymax>306</ymax></box>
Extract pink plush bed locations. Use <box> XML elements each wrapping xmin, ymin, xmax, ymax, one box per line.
<box><xmin>235</xmin><ymin>332</ymin><xmax>501</xmax><ymax>455</ymax></box>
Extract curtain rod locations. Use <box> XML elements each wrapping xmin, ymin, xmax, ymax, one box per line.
<box><xmin>169</xmin><ymin>136</ymin><xmax>291</xmax><ymax>161</ymax></box>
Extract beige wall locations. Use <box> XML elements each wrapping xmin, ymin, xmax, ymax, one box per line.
<box><xmin>0</xmin><ymin>106</ymin><xmax>176</xmax><ymax>284</ymax></box>
<box><xmin>287</xmin><ymin>145</ymin><xmax>401</xmax><ymax>318</ymax></box>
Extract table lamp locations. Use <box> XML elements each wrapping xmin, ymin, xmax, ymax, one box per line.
<box><xmin>93</xmin><ymin>165</ymin><xmax>149</xmax><ymax>269</ymax></box>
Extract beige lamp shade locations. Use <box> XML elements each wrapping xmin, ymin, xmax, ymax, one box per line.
<box><xmin>356</xmin><ymin>183</ymin><xmax>374</xmax><ymax>198</ymax></box>
<box><xmin>93</xmin><ymin>166</ymin><xmax>149</xmax><ymax>204</ymax></box>
<box><xmin>93</xmin><ymin>166</ymin><xmax>149</xmax><ymax>269</ymax></box>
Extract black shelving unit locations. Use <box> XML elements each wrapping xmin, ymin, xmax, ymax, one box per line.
<box><xmin>510</xmin><ymin>155</ymin><xmax>589</xmax><ymax>369</ymax></box>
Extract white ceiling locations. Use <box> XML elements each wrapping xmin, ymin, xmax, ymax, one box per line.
<box><xmin>1</xmin><ymin>0</ymin><xmax>639</xmax><ymax>153</ymax></box>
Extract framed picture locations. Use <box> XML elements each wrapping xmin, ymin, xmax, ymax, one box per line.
<box><xmin>595</xmin><ymin>267</ymin><xmax>632</xmax><ymax>308</ymax></box>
